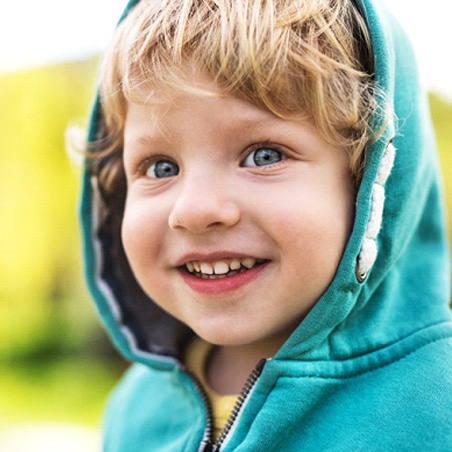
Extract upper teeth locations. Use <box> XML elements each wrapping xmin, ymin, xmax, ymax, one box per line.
<box><xmin>185</xmin><ymin>258</ymin><xmax>257</xmax><ymax>275</ymax></box>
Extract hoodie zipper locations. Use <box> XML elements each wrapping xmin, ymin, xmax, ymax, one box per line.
<box><xmin>183</xmin><ymin>366</ymin><xmax>215</xmax><ymax>451</ymax></box>
<box><xmin>187</xmin><ymin>358</ymin><xmax>267</xmax><ymax>452</ymax></box>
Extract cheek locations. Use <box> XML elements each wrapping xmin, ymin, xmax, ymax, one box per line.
<box><xmin>121</xmin><ymin>200</ymin><xmax>176</xmax><ymax>300</ymax></box>
<box><xmin>121</xmin><ymin>202</ymin><xmax>142</xmax><ymax>255</ymax></box>
<box><xmin>265</xmin><ymin>187</ymin><xmax>353</xmax><ymax>272</ymax></box>
<box><xmin>121</xmin><ymin>198</ymin><xmax>165</xmax><ymax>269</ymax></box>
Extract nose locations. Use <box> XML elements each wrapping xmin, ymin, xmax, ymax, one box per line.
<box><xmin>168</xmin><ymin>171</ymin><xmax>241</xmax><ymax>233</ymax></box>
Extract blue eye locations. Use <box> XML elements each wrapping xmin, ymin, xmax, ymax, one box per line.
<box><xmin>146</xmin><ymin>160</ymin><xmax>179</xmax><ymax>178</ymax></box>
<box><xmin>243</xmin><ymin>147</ymin><xmax>283</xmax><ymax>167</ymax></box>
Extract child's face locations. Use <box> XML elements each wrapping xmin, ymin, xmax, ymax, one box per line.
<box><xmin>121</xmin><ymin>76</ymin><xmax>355</xmax><ymax>351</ymax></box>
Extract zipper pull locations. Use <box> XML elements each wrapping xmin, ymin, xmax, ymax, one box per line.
<box><xmin>255</xmin><ymin>358</ymin><xmax>267</xmax><ymax>374</ymax></box>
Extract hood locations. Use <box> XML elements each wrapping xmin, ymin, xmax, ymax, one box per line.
<box><xmin>80</xmin><ymin>0</ymin><xmax>451</xmax><ymax>367</ymax></box>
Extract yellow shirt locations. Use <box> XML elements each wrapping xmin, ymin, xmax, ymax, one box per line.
<box><xmin>185</xmin><ymin>338</ymin><xmax>238</xmax><ymax>441</ymax></box>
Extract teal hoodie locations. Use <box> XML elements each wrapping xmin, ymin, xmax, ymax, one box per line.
<box><xmin>80</xmin><ymin>0</ymin><xmax>452</xmax><ymax>450</ymax></box>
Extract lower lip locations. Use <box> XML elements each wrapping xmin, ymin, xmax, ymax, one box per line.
<box><xmin>179</xmin><ymin>263</ymin><xmax>269</xmax><ymax>295</ymax></box>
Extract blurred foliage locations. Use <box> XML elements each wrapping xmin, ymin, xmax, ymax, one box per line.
<box><xmin>0</xmin><ymin>57</ymin><xmax>125</xmax><ymax>427</ymax></box>
<box><xmin>429</xmin><ymin>92</ymin><xmax>452</xmax><ymax>233</ymax></box>
<box><xmin>0</xmin><ymin>59</ymin><xmax>450</xmax><ymax>427</ymax></box>
<box><xmin>0</xmin><ymin>58</ymin><xmax>96</xmax><ymax>356</ymax></box>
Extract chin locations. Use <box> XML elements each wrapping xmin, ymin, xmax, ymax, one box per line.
<box><xmin>193</xmin><ymin>324</ymin><xmax>258</xmax><ymax>347</ymax></box>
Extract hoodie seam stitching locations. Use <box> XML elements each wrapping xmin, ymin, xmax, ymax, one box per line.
<box><xmin>279</xmin><ymin>334</ymin><xmax>451</xmax><ymax>381</ymax></box>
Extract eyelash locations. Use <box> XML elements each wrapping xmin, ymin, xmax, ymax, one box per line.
<box><xmin>241</xmin><ymin>142</ymin><xmax>286</xmax><ymax>169</ymax></box>
<box><xmin>138</xmin><ymin>142</ymin><xmax>287</xmax><ymax>179</ymax></box>
<box><xmin>147</xmin><ymin>159</ymin><xmax>179</xmax><ymax>179</ymax></box>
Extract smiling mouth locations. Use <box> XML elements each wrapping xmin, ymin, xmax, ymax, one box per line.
<box><xmin>183</xmin><ymin>257</ymin><xmax>267</xmax><ymax>280</ymax></box>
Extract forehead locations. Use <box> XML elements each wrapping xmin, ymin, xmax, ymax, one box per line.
<box><xmin>126</xmin><ymin>76</ymin><xmax>242</xmax><ymax>121</ymax></box>
<box><xmin>124</xmin><ymin>73</ymin><xmax>309</xmax><ymax>138</ymax></box>
<box><xmin>127</xmin><ymin>70</ymin><xmax>222</xmax><ymax>105</ymax></box>
<box><xmin>124</xmin><ymin>95</ymin><xmax>313</xmax><ymax>151</ymax></box>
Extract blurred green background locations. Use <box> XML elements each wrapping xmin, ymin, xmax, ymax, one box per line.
<box><xmin>0</xmin><ymin>58</ymin><xmax>126</xmax><ymax>438</ymax></box>
<box><xmin>0</xmin><ymin>58</ymin><xmax>451</xmax><ymax>441</ymax></box>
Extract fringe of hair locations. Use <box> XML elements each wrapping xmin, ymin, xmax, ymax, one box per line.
<box><xmin>90</xmin><ymin>0</ymin><xmax>389</xmax><ymax>193</ymax></box>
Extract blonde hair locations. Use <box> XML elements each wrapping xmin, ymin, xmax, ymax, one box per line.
<box><xmin>92</xmin><ymin>0</ymin><xmax>384</xmax><ymax>193</ymax></box>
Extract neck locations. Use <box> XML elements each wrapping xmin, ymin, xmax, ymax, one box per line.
<box><xmin>206</xmin><ymin>338</ymin><xmax>282</xmax><ymax>395</ymax></box>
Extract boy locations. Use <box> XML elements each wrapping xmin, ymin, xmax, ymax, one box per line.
<box><xmin>81</xmin><ymin>0</ymin><xmax>452</xmax><ymax>450</ymax></box>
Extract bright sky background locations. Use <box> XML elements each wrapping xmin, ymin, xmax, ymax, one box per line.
<box><xmin>0</xmin><ymin>0</ymin><xmax>450</xmax><ymax>98</ymax></box>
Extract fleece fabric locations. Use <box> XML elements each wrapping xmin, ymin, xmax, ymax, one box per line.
<box><xmin>80</xmin><ymin>0</ymin><xmax>452</xmax><ymax>450</ymax></box>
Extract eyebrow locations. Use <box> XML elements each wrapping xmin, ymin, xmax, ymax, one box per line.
<box><xmin>124</xmin><ymin>127</ymin><xmax>173</xmax><ymax>150</ymax></box>
<box><xmin>126</xmin><ymin>116</ymin><xmax>281</xmax><ymax>145</ymax></box>
<box><xmin>124</xmin><ymin>107</ymin><xmax>314</xmax><ymax>153</ymax></box>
